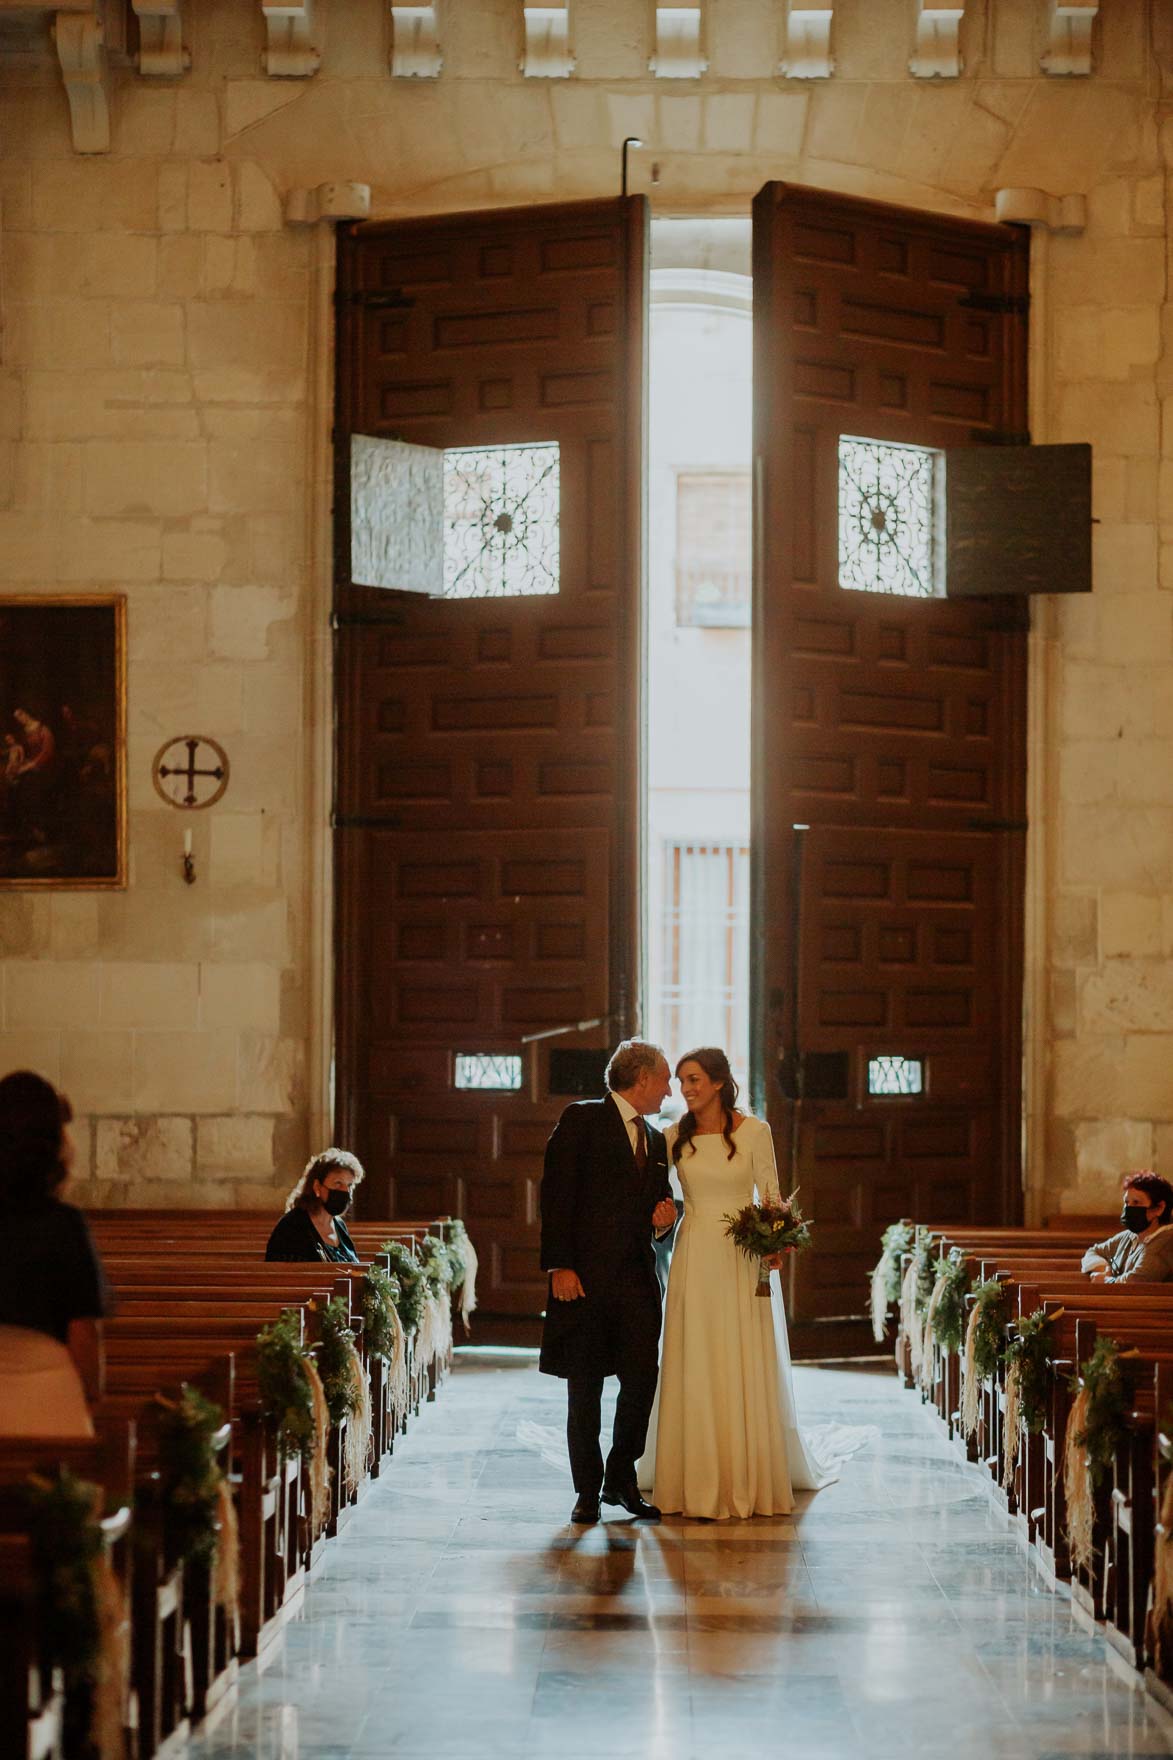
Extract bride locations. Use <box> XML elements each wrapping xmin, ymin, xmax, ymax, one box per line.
<box><xmin>640</xmin><ymin>1046</ymin><xmax>858</xmax><ymax>1520</ymax></box>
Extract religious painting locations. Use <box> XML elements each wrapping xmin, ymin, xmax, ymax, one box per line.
<box><xmin>0</xmin><ymin>596</ymin><xmax>127</xmax><ymax>888</ymax></box>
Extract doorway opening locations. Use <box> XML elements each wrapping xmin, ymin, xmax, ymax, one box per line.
<box><xmin>644</xmin><ymin>221</ymin><xmax>753</xmax><ymax>1112</ymax></box>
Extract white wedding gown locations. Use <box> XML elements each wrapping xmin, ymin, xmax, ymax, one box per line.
<box><xmin>639</xmin><ymin>1116</ymin><xmax>864</xmax><ymax>1520</ymax></box>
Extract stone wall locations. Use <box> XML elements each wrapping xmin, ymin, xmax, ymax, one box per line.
<box><xmin>0</xmin><ymin>0</ymin><xmax>1166</xmax><ymax>1213</ymax></box>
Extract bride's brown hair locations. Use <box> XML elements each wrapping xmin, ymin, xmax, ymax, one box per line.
<box><xmin>673</xmin><ymin>1047</ymin><xmax>739</xmax><ymax>1164</ymax></box>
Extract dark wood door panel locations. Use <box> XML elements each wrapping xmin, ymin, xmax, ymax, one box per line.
<box><xmin>754</xmin><ymin>183</ymin><xmax>1028</xmax><ymax>1356</ymax></box>
<box><xmin>335</xmin><ymin>200</ymin><xmax>647</xmax><ymax>1329</ymax></box>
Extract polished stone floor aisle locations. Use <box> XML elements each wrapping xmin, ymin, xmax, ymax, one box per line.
<box><xmin>188</xmin><ymin>1355</ymin><xmax>1173</xmax><ymax>1760</ymax></box>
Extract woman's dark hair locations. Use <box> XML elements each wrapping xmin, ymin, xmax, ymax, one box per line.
<box><xmin>673</xmin><ymin>1047</ymin><xmax>739</xmax><ymax>1165</ymax></box>
<box><xmin>0</xmin><ymin>1070</ymin><xmax>72</xmax><ymax>1204</ymax></box>
<box><xmin>1123</xmin><ymin>1169</ymin><xmax>1173</xmax><ymax>1225</ymax></box>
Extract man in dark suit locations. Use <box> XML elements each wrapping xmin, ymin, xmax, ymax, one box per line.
<box><xmin>539</xmin><ymin>1039</ymin><xmax>678</xmax><ymax>1525</ymax></box>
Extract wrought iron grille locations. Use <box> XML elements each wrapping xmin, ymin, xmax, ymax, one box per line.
<box><xmin>867</xmin><ymin>1055</ymin><xmax>924</xmax><ymax>1097</ymax></box>
<box><xmin>454</xmin><ymin>1053</ymin><xmax>523</xmax><ymax>1092</ymax></box>
<box><xmin>442</xmin><ymin>443</ymin><xmax>560</xmax><ymax>600</ymax></box>
<box><xmin>838</xmin><ymin>436</ymin><xmax>938</xmax><ymax>599</ymax></box>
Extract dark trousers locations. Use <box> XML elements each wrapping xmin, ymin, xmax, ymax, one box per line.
<box><xmin>565</xmin><ymin>1274</ymin><xmax>660</xmax><ymax>1497</ymax></box>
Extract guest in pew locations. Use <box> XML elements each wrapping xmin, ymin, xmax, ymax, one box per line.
<box><xmin>0</xmin><ymin>1069</ymin><xmax>112</xmax><ymax>1436</ymax></box>
<box><xmin>1082</xmin><ymin>1170</ymin><xmax>1173</xmax><ymax>1283</ymax></box>
<box><xmin>265</xmin><ymin>1148</ymin><xmax>364</xmax><ymax>1263</ymax></box>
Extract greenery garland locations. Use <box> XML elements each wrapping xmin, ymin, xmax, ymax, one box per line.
<box><xmin>911</xmin><ymin>1226</ymin><xmax>937</xmax><ymax>1316</ymax></box>
<box><xmin>361</xmin><ymin>1264</ymin><xmax>402</xmax><ymax>1363</ymax></box>
<box><xmin>969</xmin><ymin>1279</ymin><xmax>1009</xmax><ymax>1383</ymax></box>
<box><xmin>256</xmin><ymin>1307</ymin><xmax>316</xmax><ymax>1460</ymax></box>
<box><xmin>317</xmin><ymin>1297</ymin><xmax>362</xmax><ymax>1427</ymax></box>
<box><xmin>1074</xmin><ymin>1336</ymin><xmax>1138</xmax><ymax>1488</ymax></box>
<box><xmin>154</xmin><ymin>1383</ymin><xmax>226</xmax><ymax>1566</ymax></box>
<box><xmin>18</xmin><ymin>1469</ymin><xmax>104</xmax><ymax>1687</ymax></box>
<box><xmin>380</xmin><ymin>1239</ymin><xmax>427</xmax><ymax>1335</ymax></box>
<box><xmin>872</xmin><ymin>1220</ymin><xmax>914</xmax><ymax>1305</ymax></box>
<box><xmin>421</xmin><ymin>1233</ymin><xmax>456</xmax><ymax>1296</ymax></box>
<box><xmin>1004</xmin><ymin>1307</ymin><xmax>1057</xmax><ymax>1435</ymax></box>
<box><xmin>445</xmin><ymin>1221</ymin><xmax>470</xmax><ymax>1289</ymax></box>
<box><xmin>928</xmin><ymin>1251</ymin><xmax>970</xmax><ymax>1354</ymax></box>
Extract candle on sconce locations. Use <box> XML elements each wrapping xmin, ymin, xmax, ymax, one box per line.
<box><xmin>183</xmin><ymin>827</ymin><xmax>192</xmax><ymax>857</ymax></box>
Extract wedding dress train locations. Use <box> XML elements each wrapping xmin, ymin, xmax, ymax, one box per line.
<box><xmin>638</xmin><ymin>1116</ymin><xmax>866</xmax><ymax>1519</ymax></box>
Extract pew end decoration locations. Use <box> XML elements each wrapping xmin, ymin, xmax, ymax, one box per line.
<box><xmin>961</xmin><ymin>1279</ymin><xmax>1009</xmax><ymax>1439</ymax></box>
<box><xmin>317</xmin><ymin>1297</ymin><xmax>373</xmax><ymax>1497</ymax></box>
<box><xmin>1154</xmin><ymin>1420</ymin><xmax>1173</xmax><ymax>1676</ymax></box>
<box><xmin>1065</xmin><ymin>1336</ymin><xmax>1139</xmax><ymax>1573</ymax></box>
<box><xmin>445</xmin><ymin>1219</ymin><xmax>480</xmax><ymax>1331</ymax></box>
<box><xmin>870</xmin><ymin>1220</ymin><xmax>913</xmax><ymax>1343</ymax></box>
<box><xmin>256</xmin><ymin>1307</ymin><xmax>331</xmax><ymax>1539</ymax></box>
<box><xmin>18</xmin><ymin>1466</ymin><xmax>130</xmax><ymax>1760</ymax></box>
<box><xmin>153</xmin><ymin>1384</ymin><xmax>239</xmax><ymax>1620</ymax></box>
<box><xmin>923</xmin><ymin>1250</ymin><xmax>970</xmax><ymax>1391</ymax></box>
<box><xmin>362</xmin><ymin>1264</ymin><xmax>409</xmax><ymax>1424</ymax></box>
<box><xmin>1003</xmin><ymin>1307</ymin><xmax>1060</xmax><ymax>1493</ymax></box>
<box><xmin>899</xmin><ymin>1226</ymin><xmax>937</xmax><ymax>1375</ymax></box>
<box><xmin>419</xmin><ymin>1233</ymin><xmax>457</xmax><ymax>1365</ymax></box>
<box><xmin>723</xmin><ymin>1192</ymin><xmax>812</xmax><ymax>1296</ymax></box>
<box><xmin>380</xmin><ymin>1238</ymin><xmax>427</xmax><ymax>1341</ymax></box>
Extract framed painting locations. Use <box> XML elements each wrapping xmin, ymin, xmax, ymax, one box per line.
<box><xmin>0</xmin><ymin>595</ymin><xmax>127</xmax><ymax>888</ymax></box>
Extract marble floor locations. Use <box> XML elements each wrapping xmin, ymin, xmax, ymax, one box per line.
<box><xmin>187</xmin><ymin>1355</ymin><xmax>1173</xmax><ymax>1760</ymax></box>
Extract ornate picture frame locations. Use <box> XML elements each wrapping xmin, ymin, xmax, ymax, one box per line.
<box><xmin>0</xmin><ymin>595</ymin><xmax>127</xmax><ymax>889</ymax></box>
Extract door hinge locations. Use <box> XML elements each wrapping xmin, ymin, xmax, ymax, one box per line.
<box><xmin>958</xmin><ymin>291</ymin><xmax>1030</xmax><ymax>315</ymax></box>
<box><xmin>969</xmin><ymin>430</ymin><xmax>1033</xmax><ymax>447</ymax></box>
<box><xmin>335</xmin><ymin>288</ymin><xmax>416</xmax><ymax>310</ymax></box>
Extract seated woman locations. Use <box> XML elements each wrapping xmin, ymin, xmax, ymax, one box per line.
<box><xmin>265</xmin><ymin>1148</ymin><xmax>364</xmax><ymax>1263</ymax></box>
<box><xmin>1081</xmin><ymin>1170</ymin><xmax>1173</xmax><ymax>1283</ymax></box>
<box><xmin>0</xmin><ymin>1069</ymin><xmax>113</xmax><ymax>1436</ymax></box>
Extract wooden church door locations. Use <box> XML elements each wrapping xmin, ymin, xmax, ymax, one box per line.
<box><xmin>751</xmin><ymin>184</ymin><xmax>1031</xmax><ymax>1358</ymax></box>
<box><xmin>334</xmin><ymin>199</ymin><xmax>647</xmax><ymax>1337</ymax></box>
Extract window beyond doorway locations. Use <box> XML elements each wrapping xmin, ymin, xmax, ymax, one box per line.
<box><xmin>659</xmin><ymin>841</ymin><xmax>751</xmax><ymax>1082</ymax></box>
<box><xmin>675</xmin><ymin>471</ymin><xmax>751</xmax><ymax>628</ymax></box>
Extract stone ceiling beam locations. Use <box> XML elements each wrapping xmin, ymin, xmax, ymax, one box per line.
<box><xmin>651</xmin><ymin>4</ymin><xmax>706</xmax><ymax>80</ymax></box>
<box><xmin>390</xmin><ymin>4</ymin><xmax>441</xmax><ymax>77</ymax></box>
<box><xmin>261</xmin><ymin>0</ymin><xmax>320</xmax><ymax>77</ymax></box>
<box><xmin>780</xmin><ymin>4</ymin><xmax>833</xmax><ymax>80</ymax></box>
<box><xmin>522</xmin><ymin>3</ymin><xmax>574</xmax><ymax>78</ymax></box>
<box><xmin>909</xmin><ymin>3</ymin><xmax>964</xmax><ymax>79</ymax></box>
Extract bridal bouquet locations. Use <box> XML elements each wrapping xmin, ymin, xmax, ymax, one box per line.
<box><xmin>724</xmin><ymin>1193</ymin><xmax>812</xmax><ymax>1297</ymax></box>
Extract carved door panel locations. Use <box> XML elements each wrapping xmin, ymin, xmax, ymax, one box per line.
<box><xmin>335</xmin><ymin>199</ymin><xmax>647</xmax><ymax>1334</ymax></box>
<box><xmin>752</xmin><ymin>183</ymin><xmax>1029</xmax><ymax>1357</ymax></box>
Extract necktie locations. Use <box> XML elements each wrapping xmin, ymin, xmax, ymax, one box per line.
<box><xmin>633</xmin><ymin>1115</ymin><xmax>648</xmax><ymax>1173</ymax></box>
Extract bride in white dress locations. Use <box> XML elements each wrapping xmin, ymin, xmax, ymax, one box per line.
<box><xmin>640</xmin><ymin>1047</ymin><xmax>861</xmax><ymax>1520</ymax></box>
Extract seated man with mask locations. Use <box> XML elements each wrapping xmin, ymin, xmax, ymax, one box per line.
<box><xmin>1081</xmin><ymin>1170</ymin><xmax>1173</xmax><ymax>1283</ymax></box>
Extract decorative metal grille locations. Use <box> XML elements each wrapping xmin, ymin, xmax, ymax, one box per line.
<box><xmin>660</xmin><ymin>842</ymin><xmax>751</xmax><ymax>1085</ymax></box>
<box><xmin>867</xmin><ymin>1055</ymin><xmax>924</xmax><ymax>1097</ymax></box>
<box><xmin>838</xmin><ymin>436</ymin><xmax>938</xmax><ymax>599</ymax></box>
<box><xmin>442</xmin><ymin>443</ymin><xmax>560</xmax><ymax>600</ymax></box>
<box><xmin>454</xmin><ymin>1053</ymin><xmax>523</xmax><ymax>1092</ymax></box>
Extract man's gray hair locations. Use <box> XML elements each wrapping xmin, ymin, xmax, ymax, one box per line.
<box><xmin>605</xmin><ymin>1039</ymin><xmax>665</xmax><ymax>1093</ymax></box>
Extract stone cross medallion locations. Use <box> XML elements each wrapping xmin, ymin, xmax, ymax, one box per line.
<box><xmin>151</xmin><ymin>735</ymin><xmax>230</xmax><ymax>810</ymax></box>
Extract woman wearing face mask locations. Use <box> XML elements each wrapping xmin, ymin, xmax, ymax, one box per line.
<box><xmin>265</xmin><ymin>1149</ymin><xmax>364</xmax><ymax>1263</ymax></box>
<box><xmin>1082</xmin><ymin>1170</ymin><xmax>1173</xmax><ymax>1283</ymax></box>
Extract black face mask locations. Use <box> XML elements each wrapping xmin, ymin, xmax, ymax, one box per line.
<box><xmin>1121</xmin><ymin>1204</ymin><xmax>1151</xmax><ymax>1235</ymax></box>
<box><xmin>320</xmin><ymin>1188</ymin><xmax>351</xmax><ymax>1217</ymax></box>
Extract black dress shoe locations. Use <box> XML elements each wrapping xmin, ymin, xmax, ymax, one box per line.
<box><xmin>601</xmin><ymin>1484</ymin><xmax>661</xmax><ymax>1521</ymax></box>
<box><xmin>571</xmin><ymin>1495</ymin><xmax>600</xmax><ymax>1524</ymax></box>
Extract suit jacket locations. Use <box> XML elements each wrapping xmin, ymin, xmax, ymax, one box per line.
<box><xmin>538</xmin><ymin>1095</ymin><xmax>672</xmax><ymax>1379</ymax></box>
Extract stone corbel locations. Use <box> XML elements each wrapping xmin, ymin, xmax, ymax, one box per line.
<box><xmin>995</xmin><ymin>186</ymin><xmax>1087</xmax><ymax>235</ymax></box>
<box><xmin>285</xmin><ymin>181</ymin><xmax>372</xmax><ymax>225</ymax></box>
<box><xmin>780</xmin><ymin>5</ymin><xmax>833</xmax><ymax>79</ymax></box>
<box><xmin>650</xmin><ymin>5</ymin><xmax>706</xmax><ymax>79</ymax></box>
<box><xmin>132</xmin><ymin>0</ymin><xmax>188</xmax><ymax>75</ymax></box>
<box><xmin>262</xmin><ymin>0</ymin><xmax>321</xmax><ymax>77</ymax></box>
<box><xmin>521</xmin><ymin>3</ymin><xmax>574</xmax><ymax>78</ymax></box>
<box><xmin>53</xmin><ymin>7</ymin><xmax>111</xmax><ymax>153</ymax></box>
<box><xmin>909</xmin><ymin>3</ymin><xmax>964</xmax><ymax>78</ymax></box>
<box><xmin>390</xmin><ymin>4</ymin><xmax>441</xmax><ymax>76</ymax></box>
<box><xmin>1041</xmin><ymin>2</ymin><xmax>1097</xmax><ymax>76</ymax></box>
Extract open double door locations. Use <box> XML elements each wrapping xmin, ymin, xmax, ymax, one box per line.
<box><xmin>334</xmin><ymin>184</ymin><xmax>1030</xmax><ymax>1355</ymax></box>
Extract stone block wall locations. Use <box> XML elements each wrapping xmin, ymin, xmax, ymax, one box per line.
<box><xmin>0</xmin><ymin>0</ymin><xmax>1166</xmax><ymax>1214</ymax></box>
